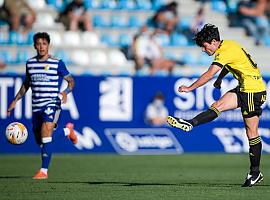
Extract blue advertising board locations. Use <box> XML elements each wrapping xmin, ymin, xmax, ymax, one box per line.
<box><xmin>0</xmin><ymin>75</ymin><xmax>270</xmax><ymax>154</ymax></box>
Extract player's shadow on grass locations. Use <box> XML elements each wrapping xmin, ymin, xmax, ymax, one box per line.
<box><xmin>50</xmin><ymin>181</ymin><xmax>270</xmax><ymax>187</ymax></box>
<box><xmin>0</xmin><ymin>175</ymin><xmax>29</xmax><ymax>179</ymax></box>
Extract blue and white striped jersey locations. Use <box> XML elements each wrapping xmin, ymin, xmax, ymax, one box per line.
<box><xmin>26</xmin><ymin>56</ymin><xmax>70</xmax><ymax>112</ymax></box>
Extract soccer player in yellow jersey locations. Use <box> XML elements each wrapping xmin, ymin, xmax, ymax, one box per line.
<box><xmin>167</xmin><ymin>24</ymin><xmax>267</xmax><ymax>187</ymax></box>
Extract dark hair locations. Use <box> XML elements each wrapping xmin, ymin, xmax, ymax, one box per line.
<box><xmin>33</xmin><ymin>32</ymin><xmax>50</xmax><ymax>44</ymax></box>
<box><xmin>194</xmin><ymin>24</ymin><xmax>220</xmax><ymax>47</ymax></box>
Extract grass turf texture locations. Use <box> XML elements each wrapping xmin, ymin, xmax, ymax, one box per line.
<box><xmin>0</xmin><ymin>154</ymin><xmax>269</xmax><ymax>200</ymax></box>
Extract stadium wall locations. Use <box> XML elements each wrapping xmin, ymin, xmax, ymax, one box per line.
<box><xmin>0</xmin><ymin>75</ymin><xmax>270</xmax><ymax>154</ymax></box>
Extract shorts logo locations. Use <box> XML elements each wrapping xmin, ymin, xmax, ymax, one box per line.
<box><xmin>261</xmin><ymin>95</ymin><xmax>266</xmax><ymax>102</ymax></box>
<box><xmin>242</xmin><ymin>111</ymin><xmax>248</xmax><ymax>115</ymax></box>
<box><xmin>45</xmin><ymin>107</ymin><xmax>54</xmax><ymax>115</ymax></box>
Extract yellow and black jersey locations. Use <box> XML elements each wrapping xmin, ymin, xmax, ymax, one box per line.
<box><xmin>212</xmin><ymin>40</ymin><xmax>266</xmax><ymax>92</ymax></box>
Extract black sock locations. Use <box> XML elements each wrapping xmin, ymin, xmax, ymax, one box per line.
<box><xmin>249</xmin><ymin>136</ymin><xmax>262</xmax><ymax>174</ymax></box>
<box><xmin>188</xmin><ymin>107</ymin><xmax>220</xmax><ymax>126</ymax></box>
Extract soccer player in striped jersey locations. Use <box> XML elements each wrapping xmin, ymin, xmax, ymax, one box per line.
<box><xmin>167</xmin><ymin>24</ymin><xmax>267</xmax><ymax>187</ymax></box>
<box><xmin>7</xmin><ymin>32</ymin><xmax>77</xmax><ymax>179</ymax></box>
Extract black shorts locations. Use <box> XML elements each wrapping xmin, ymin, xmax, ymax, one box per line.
<box><xmin>228</xmin><ymin>87</ymin><xmax>267</xmax><ymax>118</ymax></box>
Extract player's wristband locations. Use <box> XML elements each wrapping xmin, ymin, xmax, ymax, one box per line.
<box><xmin>64</xmin><ymin>88</ymin><xmax>71</xmax><ymax>94</ymax></box>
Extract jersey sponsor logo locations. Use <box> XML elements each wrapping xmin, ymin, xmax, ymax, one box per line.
<box><xmin>105</xmin><ymin>128</ymin><xmax>183</xmax><ymax>155</ymax></box>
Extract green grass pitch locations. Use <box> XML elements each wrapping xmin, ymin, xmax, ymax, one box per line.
<box><xmin>0</xmin><ymin>154</ymin><xmax>270</xmax><ymax>200</ymax></box>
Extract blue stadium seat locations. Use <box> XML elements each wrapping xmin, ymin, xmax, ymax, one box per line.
<box><xmin>0</xmin><ymin>51</ymin><xmax>13</xmax><ymax>64</ymax></box>
<box><xmin>180</xmin><ymin>53</ymin><xmax>197</xmax><ymax>66</ymax></box>
<box><xmin>136</xmin><ymin>0</ymin><xmax>152</xmax><ymax>10</ymax></box>
<box><xmin>47</xmin><ymin>0</ymin><xmax>66</xmax><ymax>12</ymax></box>
<box><xmin>211</xmin><ymin>0</ymin><xmax>227</xmax><ymax>13</ymax></box>
<box><xmin>170</xmin><ymin>33</ymin><xmax>188</xmax><ymax>46</ymax></box>
<box><xmin>117</xmin><ymin>0</ymin><xmax>136</xmax><ymax>10</ymax></box>
<box><xmin>128</xmin><ymin>15</ymin><xmax>143</xmax><ymax>28</ymax></box>
<box><xmin>0</xmin><ymin>32</ymin><xmax>8</xmax><ymax>45</ymax></box>
<box><xmin>110</xmin><ymin>15</ymin><xmax>127</xmax><ymax>28</ymax></box>
<box><xmin>100</xmin><ymin>0</ymin><xmax>117</xmax><ymax>9</ymax></box>
<box><xmin>118</xmin><ymin>34</ymin><xmax>132</xmax><ymax>47</ymax></box>
<box><xmin>8</xmin><ymin>31</ymin><xmax>18</xmax><ymax>45</ymax></box>
<box><xmin>152</xmin><ymin>0</ymin><xmax>166</xmax><ymax>10</ymax></box>
<box><xmin>153</xmin><ymin>33</ymin><xmax>170</xmax><ymax>47</ymax></box>
<box><xmin>101</xmin><ymin>34</ymin><xmax>117</xmax><ymax>46</ymax></box>
<box><xmin>54</xmin><ymin>50</ymin><xmax>73</xmax><ymax>65</ymax></box>
<box><xmin>16</xmin><ymin>51</ymin><xmax>29</xmax><ymax>64</ymax></box>
<box><xmin>197</xmin><ymin>53</ymin><xmax>213</xmax><ymax>66</ymax></box>
<box><xmin>93</xmin><ymin>15</ymin><xmax>107</xmax><ymax>27</ymax></box>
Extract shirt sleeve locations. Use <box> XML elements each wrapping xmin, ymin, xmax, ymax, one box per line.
<box><xmin>58</xmin><ymin>59</ymin><xmax>70</xmax><ymax>77</ymax></box>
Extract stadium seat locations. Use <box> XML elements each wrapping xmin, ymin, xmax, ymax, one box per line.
<box><xmin>84</xmin><ymin>0</ymin><xmax>100</xmax><ymax>9</ymax></box>
<box><xmin>88</xmin><ymin>50</ymin><xmax>108</xmax><ymax>66</ymax></box>
<box><xmin>118</xmin><ymin>34</ymin><xmax>132</xmax><ymax>47</ymax></box>
<box><xmin>211</xmin><ymin>0</ymin><xmax>227</xmax><ymax>13</ymax></box>
<box><xmin>93</xmin><ymin>15</ymin><xmax>107</xmax><ymax>27</ymax></box>
<box><xmin>107</xmin><ymin>49</ymin><xmax>127</xmax><ymax>66</ymax></box>
<box><xmin>63</xmin><ymin>31</ymin><xmax>80</xmax><ymax>46</ymax></box>
<box><xmin>0</xmin><ymin>31</ymin><xmax>9</xmax><ymax>45</ymax></box>
<box><xmin>81</xmin><ymin>32</ymin><xmax>100</xmax><ymax>47</ymax></box>
<box><xmin>54</xmin><ymin>50</ymin><xmax>72</xmax><ymax>64</ymax></box>
<box><xmin>153</xmin><ymin>33</ymin><xmax>170</xmax><ymax>47</ymax></box>
<box><xmin>46</xmin><ymin>0</ymin><xmax>66</xmax><ymax>12</ymax></box>
<box><xmin>0</xmin><ymin>51</ymin><xmax>13</xmax><ymax>64</ymax></box>
<box><xmin>197</xmin><ymin>53</ymin><xmax>213</xmax><ymax>66</ymax></box>
<box><xmin>35</xmin><ymin>13</ymin><xmax>55</xmax><ymax>28</ymax></box>
<box><xmin>110</xmin><ymin>15</ymin><xmax>127</xmax><ymax>28</ymax></box>
<box><xmin>180</xmin><ymin>52</ymin><xmax>197</xmax><ymax>66</ymax></box>
<box><xmin>117</xmin><ymin>0</ymin><xmax>136</xmax><ymax>10</ymax></box>
<box><xmin>101</xmin><ymin>34</ymin><xmax>117</xmax><ymax>46</ymax></box>
<box><xmin>100</xmin><ymin>0</ymin><xmax>117</xmax><ymax>9</ymax></box>
<box><xmin>170</xmin><ymin>33</ymin><xmax>188</xmax><ymax>46</ymax></box>
<box><xmin>48</xmin><ymin>31</ymin><xmax>62</xmax><ymax>47</ymax></box>
<box><xmin>71</xmin><ymin>50</ymin><xmax>90</xmax><ymax>66</ymax></box>
<box><xmin>136</xmin><ymin>0</ymin><xmax>152</xmax><ymax>10</ymax></box>
<box><xmin>128</xmin><ymin>15</ymin><xmax>143</xmax><ymax>28</ymax></box>
<box><xmin>27</xmin><ymin>0</ymin><xmax>46</xmax><ymax>10</ymax></box>
<box><xmin>16</xmin><ymin>51</ymin><xmax>29</xmax><ymax>64</ymax></box>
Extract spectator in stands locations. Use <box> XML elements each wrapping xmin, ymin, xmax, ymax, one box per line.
<box><xmin>0</xmin><ymin>59</ymin><xmax>6</xmax><ymax>69</ymax></box>
<box><xmin>191</xmin><ymin>5</ymin><xmax>205</xmax><ymax>34</ymax></box>
<box><xmin>150</xmin><ymin>1</ymin><xmax>179</xmax><ymax>35</ymax></box>
<box><xmin>58</xmin><ymin>0</ymin><xmax>93</xmax><ymax>31</ymax></box>
<box><xmin>238</xmin><ymin>0</ymin><xmax>269</xmax><ymax>45</ymax></box>
<box><xmin>2</xmin><ymin>0</ymin><xmax>36</xmax><ymax>34</ymax></box>
<box><xmin>131</xmin><ymin>25</ymin><xmax>176</xmax><ymax>74</ymax></box>
<box><xmin>145</xmin><ymin>91</ymin><xmax>169</xmax><ymax>126</ymax></box>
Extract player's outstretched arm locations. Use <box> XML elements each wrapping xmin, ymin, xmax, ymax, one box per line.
<box><xmin>7</xmin><ymin>77</ymin><xmax>30</xmax><ymax>116</ymax></box>
<box><xmin>60</xmin><ymin>75</ymin><xmax>75</xmax><ymax>104</ymax></box>
<box><xmin>213</xmin><ymin>67</ymin><xmax>229</xmax><ymax>89</ymax></box>
<box><xmin>179</xmin><ymin>64</ymin><xmax>221</xmax><ymax>93</ymax></box>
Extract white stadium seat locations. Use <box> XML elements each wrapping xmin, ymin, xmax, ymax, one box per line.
<box><xmin>48</xmin><ymin>31</ymin><xmax>62</xmax><ymax>47</ymax></box>
<box><xmin>71</xmin><ymin>50</ymin><xmax>90</xmax><ymax>66</ymax></box>
<box><xmin>89</xmin><ymin>50</ymin><xmax>108</xmax><ymax>66</ymax></box>
<box><xmin>107</xmin><ymin>50</ymin><xmax>127</xmax><ymax>66</ymax></box>
<box><xmin>81</xmin><ymin>32</ymin><xmax>100</xmax><ymax>47</ymax></box>
<box><xmin>63</xmin><ymin>31</ymin><xmax>81</xmax><ymax>46</ymax></box>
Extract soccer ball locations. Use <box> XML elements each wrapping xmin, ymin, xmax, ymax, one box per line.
<box><xmin>5</xmin><ymin>122</ymin><xmax>28</xmax><ymax>145</ymax></box>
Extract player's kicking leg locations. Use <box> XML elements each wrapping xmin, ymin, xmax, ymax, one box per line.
<box><xmin>167</xmin><ymin>91</ymin><xmax>238</xmax><ymax>132</ymax></box>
